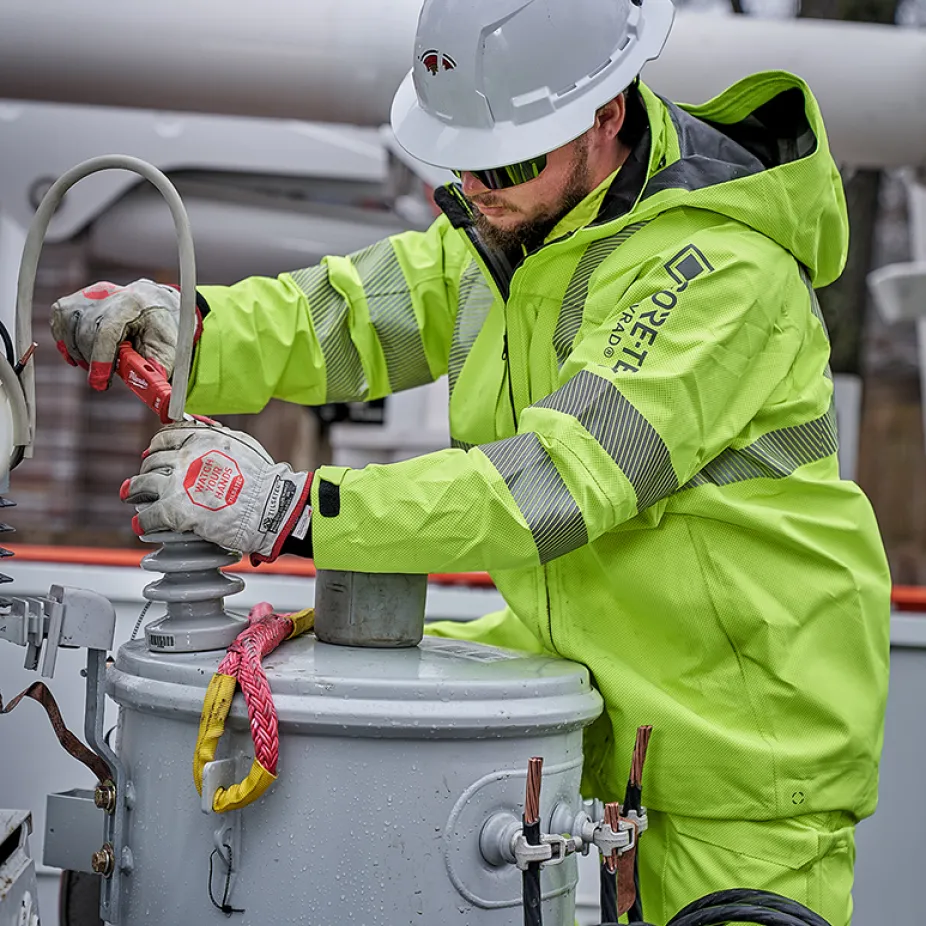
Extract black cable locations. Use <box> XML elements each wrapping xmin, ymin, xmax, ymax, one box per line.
<box><xmin>668</xmin><ymin>890</ymin><xmax>832</xmax><ymax>926</ymax></box>
<box><xmin>207</xmin><ymin>846</ymin><xmax>245</xmax><ymax>916</ymax></box>
<box><xmin>622</xmin><ymin>725</ymin><xmax>652</xmax><ymax>922</ymax></box>
<box><xmin>669</xmin><ymin>904</ymin><xmax>812</xmax><ymax>926</ymax></box>
<box><xmin>0</xmin><ymin>320</ymin><xmax>14</xmax><ymax>367</ymax></box>
<box><xmin>596</xmin><ymin>889</ymin><xmax>832</xmax><ymax>926</ymax></box>
<box><xmin>522</xmin><ymin>818</ymin><xmax>542</xmax><ymax>926</ymax></box>
<box><xmin>628</xmin><ymin>860</ymin><xmax>643</xmax><ymax>920</ymax></box>
<box><xmin>599</xmin><ymin>860</ymin><xmax>618</xmax><ymax>923</ymax></box>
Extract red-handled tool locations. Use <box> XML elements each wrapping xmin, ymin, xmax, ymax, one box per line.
<box><xmin>116</xmin><ymin>342</ymin><xmax>192</xmax><ymax>424</ymax></box>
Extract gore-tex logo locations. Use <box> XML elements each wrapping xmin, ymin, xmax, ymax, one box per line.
<box><xmin>127</xmin><ymin>371</ymin><xmax>148</xmax><ymax>390</ymax></box>
<box><xmin>183</xmin><ymin>451</ymin><xmax>244</xmax><ymax>510</ymax></box>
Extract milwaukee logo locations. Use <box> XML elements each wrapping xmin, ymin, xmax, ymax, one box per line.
<box><xmin>183</xmin><ymin>451</ymin><xmax>244</xmax><ymax>510</ymax></box>
<box><xmin>127</xmin><ymin>371</ymin><xmax>149</xmax><ymax>390</ymax></box>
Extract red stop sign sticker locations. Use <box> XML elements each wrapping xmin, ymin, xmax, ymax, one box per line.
<box><xmin>183</xmin><ymin>451</ymin><xmax>245</xmax><ymax>510</ymax></box>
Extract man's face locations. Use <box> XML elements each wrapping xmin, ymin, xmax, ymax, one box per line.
<box><xmin>458</xmin><ymin>134</ymin><xmax>593</xmax><ymax>252</ymax></box>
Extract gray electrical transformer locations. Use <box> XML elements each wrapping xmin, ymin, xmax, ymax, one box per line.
<box><xmin>108</xmin><ymin>631</ymin><xmax>602</xmax><ymax>924</ymax></box>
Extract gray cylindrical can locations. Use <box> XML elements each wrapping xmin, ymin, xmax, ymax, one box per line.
<box><xmin>108</xmin><ymin>634</ymin><xmax>602</xmax><ymax>925</ymax></box>
<box><xmin>313</xmin><ymin>570</ymin><xmax>428</xmax><ymax>648</ymax></box>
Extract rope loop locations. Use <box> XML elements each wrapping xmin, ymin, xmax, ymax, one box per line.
<box><xmin>193</xmin><ymin>604</ymin><xmax>315</xmax><ymax>812</ymax></box>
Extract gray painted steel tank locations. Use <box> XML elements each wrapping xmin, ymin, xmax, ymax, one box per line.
<box><xmin>108</xmin><ymin>634</ymin><xmax>602</xmax><ymax>925</ymax></box>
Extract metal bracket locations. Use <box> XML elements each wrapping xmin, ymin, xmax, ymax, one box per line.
<box><xmin>201</xmin><ymin>758</ymin><xmax>238</xmax><ymax>815</ymax></box>
<box><xmin>1</xmin><ymin>585</ymin><xmax>128</xmax><ymax>921</ymax></box>
<box><xmin>592</xmin><ymin>820</ymin><xmax>634</xmax><ymax>858</ymax></box>
<box><xmin>0</xmin><ymin>596</ymin><xmax>58</xmax><ymax>673</ymax></box>
<box><xmin>0</xmin><ymin>585</ymin><xmax>129</xmax><ymax>926</ymax></box>
<box><xmin>84</xmin><ymin>647</ymin><xmax>132</xmax><ymax>925</ymax></box>
<box><xmin>511</xmin><ymin>832</ymin><xmax>570</xmax><ymax>871</ymax></box>
<box><xmin>0</xmin><ymin>585</ymin><xmax>117</xmax><ymax>678</ymax></box>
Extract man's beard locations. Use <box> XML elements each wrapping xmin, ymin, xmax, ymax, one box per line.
<box><xmin>469</xmin><ymin>138</ymin><xmax>593</xmax><ymax>254</ymax></box>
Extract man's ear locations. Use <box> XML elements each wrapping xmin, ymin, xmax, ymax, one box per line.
<box><xmin>594</xmin><ymin>95</ymin><xmax>627</xmax><ymax>141</ymax></box>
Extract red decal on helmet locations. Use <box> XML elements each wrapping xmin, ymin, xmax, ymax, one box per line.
<box><xmin>183</xmin><ymin>451</ymin><xmax>244</xmax><ymax>510</ymax></box>
<box><xmin>81</xmin><ymin>282</ymin><xmax>123</xmax><ymax>300</ymax></box>
<box><xmin>420</xmin><ymin>49</ymin><xmax>456</xmax><ymax>75</ymax></box>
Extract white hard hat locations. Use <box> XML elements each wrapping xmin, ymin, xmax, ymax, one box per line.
<box><xmin>391</xmin><ymin>0</ymin><xmax>675</xmax><ymax>172</ymax></box>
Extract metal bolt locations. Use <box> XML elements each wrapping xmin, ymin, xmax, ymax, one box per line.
<box><xmin>94</xmin><ymin>781</ymin><xmax>117</xmax><ymax>814</ymax></box>
<box><xmin>91</xmin><ymin>844</ymin><xmax>115</xmax><ymax>878</ymax></box>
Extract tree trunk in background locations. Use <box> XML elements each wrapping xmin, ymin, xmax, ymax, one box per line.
<box><xmin>798</xmin><ymin>0</ymin><xmax>900</xmax><ymax>373</ymax></box>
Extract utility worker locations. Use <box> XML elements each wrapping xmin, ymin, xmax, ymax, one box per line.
<box><xmin>50</xmin><ymin>1</ymin><xmax>889</xmax><ymax>922</ymax></box>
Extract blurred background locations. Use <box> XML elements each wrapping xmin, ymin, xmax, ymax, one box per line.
<box><xmin>2</xmin><ymin>0</ymin><xmax>925</xmax><ymax>582</ymax></box>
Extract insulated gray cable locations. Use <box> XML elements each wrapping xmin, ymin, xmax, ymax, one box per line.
<box><xmin>14</xmin><ymin>154</ymin><xmax>198</xmax><ymax>440</ymax></box>
<box><xmin>0</xmin><ymin>353</ymin><xmax>31</xmax><ymax>482</ymax></box>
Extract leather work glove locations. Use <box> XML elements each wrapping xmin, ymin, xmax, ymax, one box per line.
<box><xmin>121</xmin><ymin>422</ymin><xmax>313</xmax><ymax>565</ymax></box>
<box><xmin>51</xmin><ymin>279</ymin><xmax>200</xmax><ymax>391</ymax></box>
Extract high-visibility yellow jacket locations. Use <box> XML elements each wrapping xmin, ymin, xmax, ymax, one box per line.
<box><xmin>188</xmin><ymin>72</ymin><xmax>890</xmax><ymax>821</ymax></box>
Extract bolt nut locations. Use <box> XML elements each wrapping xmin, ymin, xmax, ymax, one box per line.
<box><xmin>91</xmin><ymin>844</ymin><xmax>115</xmax><ymax>878</ymax></box>
<box><xmin>94</xmin><ymin>781</ymin><xmax>117</xmax><ymax>814</ymax></box>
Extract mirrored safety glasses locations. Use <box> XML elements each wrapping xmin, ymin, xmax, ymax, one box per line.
<box><xmin>452</xmin><ymin>153</ymin><xmax>548</xmax><ymax>190</ymax></box>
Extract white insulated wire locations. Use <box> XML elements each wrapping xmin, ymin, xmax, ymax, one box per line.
<box><xmin>14</xmin><ymin>154</ymin><xmax>198</xmax><ymax>447</ymax></box>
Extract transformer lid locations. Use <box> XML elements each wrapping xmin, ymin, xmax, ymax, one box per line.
<box><xmin>111</xmin><ymin>635</ymin><xmax>603</xmax><ymax>738</ymax></box>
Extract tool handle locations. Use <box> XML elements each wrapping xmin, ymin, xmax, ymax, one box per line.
<box><xmin>116</xmin><ymin>343</ymin><xmax>173</xmax><ymax>424</ymax></box>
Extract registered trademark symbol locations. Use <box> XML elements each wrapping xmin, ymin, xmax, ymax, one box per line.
<box><xmin>604</xmin><ymin>347</ymin><xmax>614</xmax><ymax>358</ymax></box>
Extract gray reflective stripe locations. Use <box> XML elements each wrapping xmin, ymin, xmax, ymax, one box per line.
<box><xmin>682</xmin><ymin>403</ymin><xmax>838</xmax><ymax>490</ymax></box>
<box><xmin>451</xmin><ymin>438</ymin><xmax>475</xmax><ymax>451</ymax></box>
<box><xmin>536</xmin><ymin>371</ymin><xmax>678</xmax><ymax>511</ymax></box>
<box><xmin>449</xmin><ymin>262</ymin><xmax>494</xmax><ymax>397</ymax></box>
<box><xmin>480</xmin><ymin>432</ymin><xmax>588</xmax><ymax>564</ymax></box>
<box><xmin>799</xmin><ymin>268</ymin><xmax>833</xmax><ymax>381</ymax></box>
<box><xmin>800</xmin><ymin>268</ymin><xmax>829</xmax><ymax>333</ymax></box>
<box><xmin>290</xmin><ymin>265</ymin><xmax>367</xmax><ymax>403</ymax></box>
<box><xmin>352</xmin><ymin>241</ymin><xmax>432</xmax><ymax>393</ymax></box>
<box><xmin>553</xmin><ymin>223</ymin><xmax>648</xmax><ymax>367</ymax></box>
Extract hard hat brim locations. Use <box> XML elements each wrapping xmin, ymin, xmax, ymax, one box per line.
<box><xmin>390</xmin><ymin>0</ymin><xmax>674</xmax><ymax>172</ymax></box>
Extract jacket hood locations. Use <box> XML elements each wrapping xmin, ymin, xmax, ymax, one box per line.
<box><xmin>622</xmin><ymin>71</ymin><xmax>849</xmax><ymax>288</ymax></box>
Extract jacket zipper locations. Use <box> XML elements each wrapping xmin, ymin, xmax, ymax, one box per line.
<box><xmin>463</xmin><ymin>237</ymin><xmax>518</xmax><ymax>431</ymax></box>
<box><xmin>501</xmin><ymin>335</ymin><xmax>517</xmax><ymax>432</ymax></box>
<box><xmin>542</xmin><ymin>564</ymin><xmax>555</xmax><ymax>651</ymax></box>
<box><xmin>443</xmin><ymin>186</ymin><xmax>519</xmax><ymax>431</ymax></box>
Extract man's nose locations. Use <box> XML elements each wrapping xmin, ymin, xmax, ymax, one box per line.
<box><xmin>459</xmin><ymin>171</ymin><xmax>489</xmax><ymax>196</ymax></box>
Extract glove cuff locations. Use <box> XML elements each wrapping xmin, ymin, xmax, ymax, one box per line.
<box><xmin>250</xmin><ymin>471</ymin><xmax>313</xmax><ymax>566</ymax></box>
